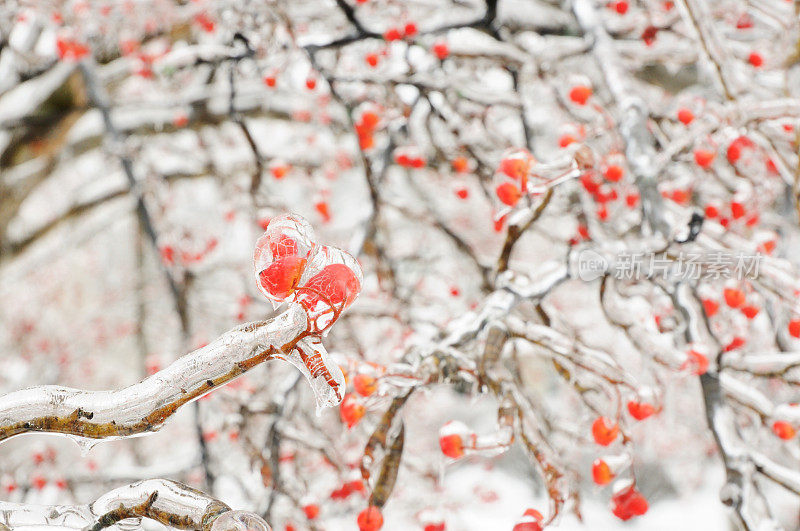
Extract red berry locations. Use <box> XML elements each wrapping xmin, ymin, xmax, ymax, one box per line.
<box><xmin>365</xmin><ymin>53</ymin><xmax>379</xmax><ymax>67</ymax></box>
<box><xmin>306</xmin><ymin>77</ymin><xmax>317</xmax><ymax>90</ymax></box>
<box><xmin>748</xmin><ymin>52</ymin><xmax>763</xmax><ymax>67</ymax></box>
<box><xmin>496</xmin><ymin>182</ymin><xmax>522</xmax><ymax>207</ymax></box>
<box><xmin>604</xmin><ymin>164</ymin><xmax>624</xmax><ymax>182</ymax></box>
<box><xmin>702</xmin><ymin>298</ymin><xmax>719</xmax><ymax>317</ymax></box>
<box><xmin>403</xmin><ymin>22</ymin><xmax>418</xmax><ymax>37</ymax></box>
<box><xmin>384</xmin><ymin>28</ymin><xmax>402</xmax><ymax>41</ymax></box>
<box><xmin>741</xmin><ymin>305</ymin><xmax>759</xmax><ymax>319</ymax></box>
<box><xmin>614</xmin><ymin>1</ymin><xmax>629</xmax><ymax>15</ymax></box>
<box><xmin>172</xmin><ymin>113</ymin><xmax>189</xmax><ymax>128</ymax></box>
<box><xmin>730</xmin><ymin>201</ymin><xmax>745</xmax><ymax>219</ymax></box>
<box><xmin>726</xmin><ymin>136</ymin><xmax>754</xmax><ymax>163</ymax></box>
<box><xmin>694</xmin><ymin>149</ymin><xmax>716</xmax><ymax>168</ymax></box>
<box><xmin>353</xmin><ymin>374</ymin><xmax>377</xmax><ymax>397</ymax></box>
<box><xmin>625</xmin><ymin>192</ymin><xmax>639</xmax><ymax>208</ymax></box>
<box><xmin>591</xmin><ymin>417</ymin><xmax>619</xmax><ymax>446</ymax></box>
<box><xmin>592</xmin><ymin>459</ymin><xmax>614</xmax><ymax>485</ymax></box>
<box><xmin>677</xmin><ymin>108</ymin><xmax>694</xmax><ymax>125</ymax></box>
<box><xmin>723</xmin><ymin>287</ymin><xmax>745</xmax><ymax>308</ymax></box>
<box><xmin>452</xmin><ymin>157</ymin><xmax>470</xmax><ymax>173</ymax></box>
<box><xmin>569</xmin><ymin>85</ymin><xmax>593</xmax><ymax>105</ymax></box>
<box><xmin>559</xmin><ymin>134</ymin><xmax>577</xmax><ymax>148</ymax></box>
<box><xmin>314</xmin><ymin>200</ymin><xmax>331</xmax><ymax>223</ymax></box>
<box><xmin>432</xmin><ymin>41</ymin><xmax>449</xmax><ymax>60</ymax></box>
<box><xmin>736</xmin><ymin>13</ymin><xmax>753</xmax><ymax>29</ymax></box>
<box><xmin>340</xmin><ymin>394</ymin><xmax>366</xmax><ymax>429</ymax></box>
<box><xmin>627</xmin><ymin>401</ymin><xmax>655</xmax><ymax>420</ymax></box>
<box><xmin>724</xmin><ymin>336</ymin><xmax>746</xmax><ymax>352</ymax></box>
<box><xmin>684</xmin><ymin>349</ymin><xmax>709</xmax><ymax>375</ymax></box>
<box><xmin>455</xmin><ymin>187</ymin><xmax>469</xmax><ymax>199</ymax></box>
<box><xmin>499</xmin><ymin>157</ymin><xmax>529</xmax><ymax>180</ymax></box>
<box><xmin>773</xmin><ymin>420</ymin><xmax>796</xmax><ymax>440</ymax></box>
<box><xmin>271</xmin><ymin>164</ymin><xmax>290</xmax><ymax>179</ymax></box>
<box><xmin>704</xmin><ymin>204</ymin><xmax>719</xmax><ymax>218</ymax></box>
<box><xmin>641</xmin><ymin>25</ymin><xmax>658</xmax><ymax>46</ymax></box>
<box><xmin>789</xmin><ymin>319</ymin><xmax>800</xmax><ymax>338</ymax></box>
<box><xmin>301</xmin><ymin>263</ymin><xmax>361</xmax><ymax>310</ymax></box>
<box><xmin>264</xmin><ymin>75</ymin><xmax>276</xmax><ymax>87</ymax></box>
<box><xmin>439</xmin><ymin>433</ymin><xmax>464</xmax><ymax>458</ymax></box>
<box><xmin>512</xmin><ymin>509</ymin><xmax>543</xmax><ymax>531</ymax></box>
<box><xmin>303</xmin><ymin>504</ymin><xmax>320</xmax><ymax>520</ymax></box>
<box><xmin>357</xmin><ymin>506</ymin><xmax>384</xmax><ymax>531</ymax></box>
<box><xmin>258</xmin><ymin>255</ymin><xmax>307</xmax><ymax>300</ymax></box>
<box><xmin>361</xmin><ymin>111</ymin><xmax>380</xmax><ymax>129</ymax></box>
<box><xmin>612</xmin><ymin>485</ymin><xmax>648</xmax><ymax>521</ymax></box>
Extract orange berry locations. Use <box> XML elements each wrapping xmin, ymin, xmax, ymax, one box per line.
<box><xmin>353</xmin><ymin>374</ymin><xmax>377</xmax><ymax>397</ymax></box>
<box><xmin>452</xmin><ymin>156</ymin><xmax>470</xmax><ymax>173</ymax></box>
<box><xmin>592</xmin><ymin>458</ymin><xmax>614</xmax><ymax>485</ymax></box>
<box><xmin>591</xmin><ymin>417</ymin><xmax>619</xmax><ymax>446</ymax></box>
<box><xmin>496</xmin><ymin>182</ymin><xmax>522</xmax><ymax>206</ymax></box>
<box><xmin>439</xmin><ymin>433</ymin><xmax>464</xmax><ymax>458</ymax></box>
<box><xmin>340</xmin><ymin>394</ymin><xmax>366</xmax><ymax>429</ymax></box>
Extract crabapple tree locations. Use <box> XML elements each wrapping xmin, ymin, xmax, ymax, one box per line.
<box><xmin>2</xmin><ymin>0</ymin><xmax>800</xmax><ymax>530</ymax></box>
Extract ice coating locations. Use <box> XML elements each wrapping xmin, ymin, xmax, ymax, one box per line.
<box><xmin>254</xmin><ymin>214</ymin><xmax>316</xmax><ymax>305</ymax></box>
<box><xmin>296</xmin><ymin>244</ymin><xmax>363</xmax><ymax>333</ymax></box>
<box><xmin>274</xmin><ymin>333</ymin><xmax>346</xmax><ymax>412</ymax></box>
<box><xmin>0</xmin><ymin>304</ymin><xmax>308</xmax><ymax>443</ymax></box>
<box><xmin>0</xmin><ymin>479</ymin><xmax>242</xmax><ymax>530</ymax></box>
<box><xmin>211</xmin><ymin>510</ymin><xmax>272</xmax><ymax>531</ymax></box>
<box><xmin>492</xmin><ymin>148</ymin><xmax>581</xmax><ymax>214</ymax></box>
<box><xmin>253</xmin><ymin>213</ymin><xmax>363</xmax><ymax>334</ymax></box>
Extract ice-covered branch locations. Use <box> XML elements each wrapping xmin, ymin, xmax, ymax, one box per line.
<box><xmin>572</xmin><ymin>0</ymin><xmax>672</xmax><ymax>238</ymax></box>
<box><xmin>0</xmin><ymin>479</ymin><xmax>271</xmax><ymax>530</ymax></box>
<box><xmin>0</xmin><ymin>304</ymin><xmax>309</xmax><ymax>444</ymax></box>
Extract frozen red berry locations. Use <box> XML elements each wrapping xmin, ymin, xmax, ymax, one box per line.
<box><xmin>773</xmin><ymin>420</ymin><xmax>796</xmax><ymax>440</ymax></box>
<box><xmin>627</xmin><ymin>401</ymin><xmax>655</xmax><ymax>420</ymax></box>
<box><xmin>592</xmin><ymin>417</ymin><xmax>619</xmax><ymax>446</ymax></box>
<box><xmin>592</xmin><ymin>458</ymin><xmax>614</xmax><ymax>485</ymax></box>
<box><xmin>677</xmin><ymin>108</ymin><xmax>694</xmax><ymax>125</ymax></box>
<box><xmin>357</xmin><ymin>506</ymin><xmax>384</xmax><ymax>531</ymax></box>
<box><xmin>569</xmin><ymin>85</ymin><xmax>593</xmax><ymax>105</ymax></box>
